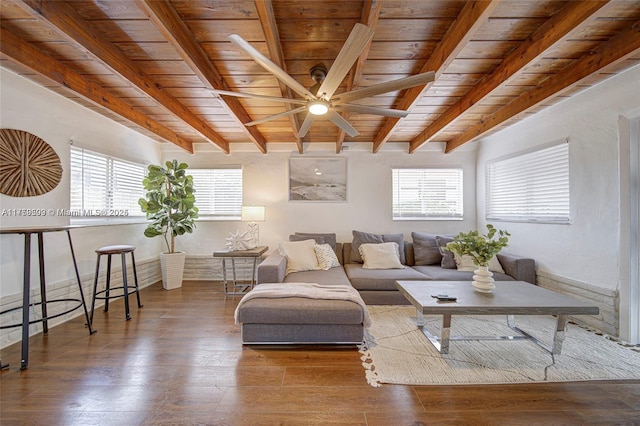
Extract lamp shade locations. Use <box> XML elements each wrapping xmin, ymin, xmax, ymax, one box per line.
<box><xmin>241</xmin><ymin>205</ymin><xmax>265</xmax><ymax>222</ymax></box>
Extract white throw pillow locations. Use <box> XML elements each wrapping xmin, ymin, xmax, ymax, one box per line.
<box><xmin>314</xmin><ymin>243</ymin><xmax>340</xmax><ymax>270</ymax></box>
<box><xmin>359</xmin><ymin>242</ymin><xmax>404</xmax><ymax>269</ymax></box>
<box><xmin>454</xmin><ymin>254</ymin><xmax>505</xmax><ymax>273</ymax></box>
<box><xmin>278</xmin><ymin>239</ymin><xmax>320</xmax><ymax>275</ymax></box>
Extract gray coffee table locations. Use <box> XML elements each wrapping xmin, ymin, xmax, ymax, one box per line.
<box><xmin>395</xmin><ymin>281</ymin><xmax>599</xmax><ymax>355</ymax></box>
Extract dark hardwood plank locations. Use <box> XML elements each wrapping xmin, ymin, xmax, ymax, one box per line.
<box><xmin>1</xmin><ymin>280</ymin><xmax>638</xmax><ymax>424</ymax></box>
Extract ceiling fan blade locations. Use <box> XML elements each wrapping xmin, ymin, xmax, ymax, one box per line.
<box><xmin>333</xmin><ymin>71</ymin><xmax>435</xmax><ymax>104</ymax></box>
<box><xmin>327</xmin><ymin>111</ymin><xmax>359</xmax><ymax>137</ymax></box>
<box><xmin>245</xmin><ymin>106</ymin><xmax>307</xmax><ymax>126</ymax></box>
<box><xmin>210</xmin><ymin>89</ymin><xmax>307</xmax><ymax>105</ymax></box>
<box><xmin>336</xmin><ymin>104</ymin><xmax>410</xmax><ymax>118</ymax></box>
<box><xmin>317</xmin><ymin>23</ymin><xmax>374</xmax><ymax>100</ymax></box>
<box><xmin>228</xmin><ymin>34</ymin><xmax>316</xmax><ymax>100</ymax></box>
<box><xmin>297</xmin><ymin>113</ymin><xmax>315</xmax><ymax>138</ymax></box>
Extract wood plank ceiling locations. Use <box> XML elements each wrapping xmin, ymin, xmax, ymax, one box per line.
<box><xmin>1</xmin><ymin>1</ymin><xmax>639</xmax><ymax>155</ymax></box>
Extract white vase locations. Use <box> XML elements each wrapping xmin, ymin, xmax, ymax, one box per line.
<box><xmin>160</xmin><ymin>251</ymin><xmax>186</xmax><ymax>290</ymax></box>
<box><xmin>472</xmin><ymin>265</ymin><xmax>495</xmax><ymax>293</ymax></box>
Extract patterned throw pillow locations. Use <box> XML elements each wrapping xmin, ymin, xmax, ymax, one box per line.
<box><xmin>314</xmin><ymin>243</ymin><xmax>340</xmax><ymax>270</ymax></box>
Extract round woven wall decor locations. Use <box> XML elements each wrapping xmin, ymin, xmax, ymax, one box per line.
<box><xmin>0</xmin><ymin>129</ymin><xmax>63</xmax><ymax>197</ymax></box>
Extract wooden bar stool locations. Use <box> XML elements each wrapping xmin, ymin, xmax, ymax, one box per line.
<box><xmin>90</xmin><ymin>245</ymin><xmax>143</xmax><ymax>325</ymax></box>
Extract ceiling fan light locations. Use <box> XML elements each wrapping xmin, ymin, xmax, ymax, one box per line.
<box><xmin>308</xmin><ymin>100</ymin><xmax>329</xmax><ymax>115</ymax></box>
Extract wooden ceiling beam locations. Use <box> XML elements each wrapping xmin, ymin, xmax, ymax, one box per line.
<box><xmin>409</xmin><ymin>0</ymin><xmax>610</xmax><ymax>153</ymax></box>
<box><xmin>18</xmin><ymin>0</ymin><xmax>229</xmax><ymax>153</ymax></box>
<box><xmin>335</xmin><ymin>0</ymin><xmax>383</xmax><ymax>153</ymax></box>
<box><xmin>254</xmin><ymin>0</ymin><xmax>303</xmax><ymax>153</ymax></box>
<box><xmin>372</xmin><ymin>0</ymin><xmax>499</xmax><ymax>153</ymax></box>
<box><xmin>137</xmin><ymin>0</ymin><xmax>267</xmax><ymax>154</ymax></box>
<box><xmin>445</xmin><ymin>19</ymin><xmax>640</xmax><ymax>153</ymax></box>
<box><xmin>0</xmin><ymin>28</ymin><xmax>194</xmax><ymax>153</ymax></box>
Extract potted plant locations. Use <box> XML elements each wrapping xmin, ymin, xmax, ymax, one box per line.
<box><xmin>139</xmin><ymin>160</ymin><xmax>198</xmax><ymax>290</ymax></box>
<box><xmin>446</xmin><ymin>224</ymin><xmax>510</xmax><ymax>293</ymax></box>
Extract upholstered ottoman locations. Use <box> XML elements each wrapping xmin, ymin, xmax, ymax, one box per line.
<box><xmin>234</xmin><ymin>283</ymin><xmax>369</xmax><ymax>344</ymax></box>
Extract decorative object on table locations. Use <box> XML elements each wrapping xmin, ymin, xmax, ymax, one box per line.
<box><xmin>139</xmin><ymin>160</ymin><xmax>198</xmax><ymax>290</ymax></box>
<box><xmin>445</xmin><ymin>224</ymin><xmax>510</xmax><ymax>293</ymax></box>
<box><xmin>289</xmin><ymin>157</ymin><xmax>347</xmax><ymax>201</ymax></box>
<box><xmin>241</xmin><ymin>205</ymin><xmax>265</xmax><ymax>246</ymax></box>
<box><xmin>225</xmin><ymin>229</ymin><xmax>255</xmax><ymax>251</ymax></box>
<box><xmin>0</xmin><ymin>128</ymin><xmax>62</xmax><ymax>197</ymax></box>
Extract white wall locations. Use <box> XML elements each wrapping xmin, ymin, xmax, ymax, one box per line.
<box><xmin>163</xmin><ymin>142</ymin><xmax>477</xmax><ymax>256</ymax></box>
<box><xmin>0</xmin><ymin>68</ymin><xmax>163</xmax><ymax>297</ymax></box>
<box><xmin>476</xmin><ymin>63</ymin><xmax>640</xmax><ymax>292</ymax></box>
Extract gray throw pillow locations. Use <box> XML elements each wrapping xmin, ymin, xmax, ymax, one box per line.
<box><xmin>294</xmin><ymin>232</ymin><xmax>336</xmax><ymax>251</ymax></box>
<box><xmin>351</xmin><ymin>230</ymin><xmax>406</xmax><ymax>264</ymax></box>
<box><xmin>411</xmin><ymin>232</ymin><xmax>442</xmax><ymax>266</ymax></box>
<box><xmin>435</xmin><ymin>235</ymin><xmax>456</xmax><ymax>269</ymax></box>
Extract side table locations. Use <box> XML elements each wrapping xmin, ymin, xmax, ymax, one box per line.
<box><xmin>213</xmin><ymin>246</ymin><xmax>268</xmax><ymax>295</ymax></box>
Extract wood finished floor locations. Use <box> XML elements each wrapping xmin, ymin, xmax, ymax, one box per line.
<box><xmin>1</xmin><ymin>280</ymin><xmax>639</xmax><ymax>425</ymax></box>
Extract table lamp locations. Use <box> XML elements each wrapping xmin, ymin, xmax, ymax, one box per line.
<box><xmin>241</xmin><ymin>205</ymin><xmax>265</xmax><ymax>246</ymax></box>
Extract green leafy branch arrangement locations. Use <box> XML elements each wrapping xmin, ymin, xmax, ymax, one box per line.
<box><xmin>446</xmin><ymin>224</ymin><xmax>510</xmax><ymax>267</ymax></box>
<box><xmin>138</xmin><ymin>160</ymin><xmax>198</xmax><ymax>254</ymax></box>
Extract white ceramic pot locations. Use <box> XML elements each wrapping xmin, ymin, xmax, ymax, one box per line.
<box><xmin>472</xmin><ymin>265</ymin><xmax>495</xmax><ymax>293</ymax></box>
<box><xmin>160</xmin><ymin>251</ymin><xmax>186</xmax><ymax>290</ymax></box>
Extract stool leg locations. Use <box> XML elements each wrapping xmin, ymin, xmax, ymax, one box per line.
<box><xmin>121</xmin><ymin>253</ymin><xmax>131</xmax><ymax>320</ymax></box>
<box><xmin>130</xmin><ymin>251</ymin><xmax>143</xmax><ymax>308</ymax></box>
<box><xmin>37</xmin><ymin>233</ymin><xmax>49</xmax><ymax>334</ymax></box>
<box><xmin>104</xmin><ymin>255</ymin><xmax>112</xmax><ymax>312</ymax></box>
<box><xmin>90</xmin><ymin>254</ymin><xmax>101</xmax><ymax>326</ymax></box>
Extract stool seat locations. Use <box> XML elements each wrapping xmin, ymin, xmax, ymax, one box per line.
<box><xmin>96</xmin><ymin>245</ymin><xmax>135</xmax><ymax>255</ymax></box>
<box><xmin>90</xmin><ymin>244</ymin><xmax>142</xmax><ymax>324</ymax></box>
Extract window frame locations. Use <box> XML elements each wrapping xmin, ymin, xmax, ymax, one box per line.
<box><xmin>69</xmin><ymin>146</ymin><xmax>146</xmax><ymax>224</ymax></box>
<box><xmin>485</xmin><ymin>139</ymin><xmax>570</xmax><ymax>224</ymax></box>
<box><xmin>392</xmin><ymin>167</ymin><xmax>464</xmax><ymax>221</ymax></box>
<box><xmin>189</xmin><ymin>166</ymin><xmax>243</xmax><ymax>221</ymax></box>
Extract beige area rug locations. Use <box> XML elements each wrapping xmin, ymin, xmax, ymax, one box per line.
<box><xmin>359</xmin><ymin>306</ymin><xmax>640</xmax><ymax>387</ymax></box>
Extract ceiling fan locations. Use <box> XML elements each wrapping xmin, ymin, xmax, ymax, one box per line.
<box><xmin>211</xmin><ymin>23</ymin><xmax>435</xmax><ymax>138</ymax></box>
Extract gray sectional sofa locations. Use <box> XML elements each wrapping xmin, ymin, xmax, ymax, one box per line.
<box><xmin>257</xmin><ymin>232</ymin><xmax>536</xmax><ymax>305</ymax></box>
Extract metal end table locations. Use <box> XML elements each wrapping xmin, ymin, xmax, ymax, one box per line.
<box><xmin>213</xmin><ymin>246</ymin><xmax>268</xmax><ymax>295</ymax></box>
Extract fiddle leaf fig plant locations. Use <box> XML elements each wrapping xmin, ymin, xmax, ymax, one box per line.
<box><xmin>446</xmin><ymin>224</ymin><xmax>510</xmax><ymax>267</ymax></box>
<box><xmin>138</xmin><ymin>160</ymin><xmax>198</xmax><ymax>254</ymax></box>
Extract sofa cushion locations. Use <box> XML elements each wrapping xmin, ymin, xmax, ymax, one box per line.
<box><xmin>236</xmin><ymin>297</ymin><xmax>364</xmax><ymax>325</ymax></box>
<box><xmin>411</xmin><ymin>265</ymin><xmax>514</xmax><ymax>281</ymax></box>
<box><xmin>435</xmin><ymin>235</ymin><xmax>456</xmax><ymax>269</ymax></box>
<box><xmin>351</xmin><ymin>230</ymin><xmax>406</xmax><ymax>264</ymax></box>
<box><xmin>344</xmin><ymin>263</ymin><xmax>429</xmax><ymax>291</ymax></box>
<box><xmin>315</xmin><ymin>243</ymin><xmax>340</xmax><ymax>270</ymax></box>
<box><xmin>289</xmin><ymin>234</ymin><xmax>325</xmax><ymax>245</ymax></box>
<box><xmin>359</xmin><ymin>242</ymin><xmax>404</xmax><ymax>269</ymax></box>
<box><xmin>278</xmin><ymin>239</ymin><xmax>320</xmax><ymax>275</ymax></box>
<box><xmin>412</xmin><ymin>232</ymin><xmax>442</xmax><ymax>265</ymax></box>
<box><xmin>283</xmin><ymin>266</ymin><xmax>351</xmax><ymax>286</ymax></box>
<box><xmin>294</xmin><ymin>232</ymin><xmax>337</xmax><ymax>251</ymax></box>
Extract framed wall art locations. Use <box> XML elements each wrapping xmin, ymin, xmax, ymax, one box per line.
<box><xmin>289</xmin><ymin>157</ymin><xmax>347</xmax><ymax>202</ymax></box>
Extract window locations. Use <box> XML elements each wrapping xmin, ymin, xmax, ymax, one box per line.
<box><xmin>190</xmin><ymin>167</ymin><xmax>242</xmax><ymax>220</ymax></box>
<box><xmin>486</xmin><ymin>140</ymin><xmax>570</xmax><ymax>223</ymax></box>
<box><xmin>70</xmin><ymin>147</ymin><xmax>145</xmax><ymax>221</ymax></box>
<box><xmin>392</xmin><ymin>168</ymin><xmax>464</xmax><ymax>220</ymax></box>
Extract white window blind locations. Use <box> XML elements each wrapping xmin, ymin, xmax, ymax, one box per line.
<box><xmin>70</xmin><ymin>147</ymin><xmax>145</xmax><ymax>219</ymax></box>
<box><xmin>392</xmin><ymin>168</ymin><xmax>464</xmax><ymax>220</ymax></box>
<box><xmin>486</xmin><ymin>141</ymin><xmax>570</xmax><ymax>223</ymax></box>
<box><xmin>190</xmin><ymin>168</ymin><xmax>242</xmax><ymax>219</ymax></box>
